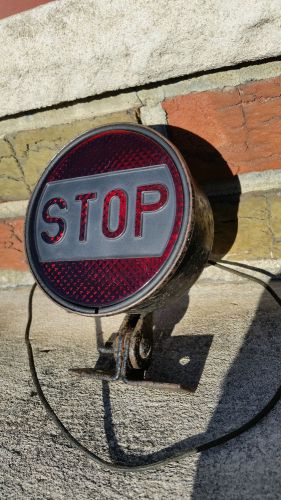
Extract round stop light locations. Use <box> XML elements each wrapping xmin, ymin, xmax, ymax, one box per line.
<box><xmin>25</xmin><ymin>123</ymin><xmax>213</xmax><ymax>315</ymax></box>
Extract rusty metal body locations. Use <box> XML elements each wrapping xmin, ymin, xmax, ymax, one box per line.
<box><xmin>25</xmin><ymin>123</ymin><xmax>213</xmax><ymax>317</ymax></box>
<box><xmin>131</xmin><ymin>177</ymin><xmax>214</xmax><ymax>314</ymax></box>
<box><xmin>25</xmin><ymin>123</ymin><xmax>214</xmax><ymax>389</ymax></box>
<box><xmin>70</xmin><ymin>312</ymin><xmax>197</xmax><ymax>391</ymax></box>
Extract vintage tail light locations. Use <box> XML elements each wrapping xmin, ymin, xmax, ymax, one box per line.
<box><xmin>24</xmin><ymin>124</ymin><xmax>280</xmax><ymax>468</ymax></box>
<box><xmin>25</xmin><ymin>123</ymin><xmax>213</xmax><ymax>317</ymax></box>
<box><xmin>24</xmin><ymin>122</ymin><xmax>215</xmax><ymax>465</ymax></box>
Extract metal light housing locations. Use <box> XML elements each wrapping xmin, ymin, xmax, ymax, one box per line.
<box><xmin>25</xmin><ymin>123</ymin><xmax>213</xmax><ymax>317</ymax></box>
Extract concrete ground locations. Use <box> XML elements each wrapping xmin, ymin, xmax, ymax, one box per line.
<box><xmin>1</xmin><ymin>270</ymin><xmax>281</xmax><ymax>499</ymax></box>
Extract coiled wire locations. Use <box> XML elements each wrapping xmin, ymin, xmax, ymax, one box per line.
<box><xmin>25</xmin><ymin>260</ymin><xmax>281</xmax><ymax>472</ymax></box>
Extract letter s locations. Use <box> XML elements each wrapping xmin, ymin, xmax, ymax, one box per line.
<box><xmin>41</xmin><ymin>197</ymin><xmax>67</xmax><ymax>244</ymax></box>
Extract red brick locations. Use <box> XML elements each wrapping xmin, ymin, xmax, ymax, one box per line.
<box><xmin>0</xmin><ymin>218</ymin><xmax>27</xmax><ymax>271</ymax></box>
<box><xmin>0</xmin><ymin>0</ymin><xmax>54</xmax><ymax>20</ymax></box>
<box><xmin>162</xmin><ymin>76</ymin><xmax>281</xmax><ymax>182</ymax></box>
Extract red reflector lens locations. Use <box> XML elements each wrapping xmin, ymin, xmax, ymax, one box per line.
<box><xmin>25</xmin><ymin>124</ymin><xmax>192</xmax><ymax>315</ymax></box>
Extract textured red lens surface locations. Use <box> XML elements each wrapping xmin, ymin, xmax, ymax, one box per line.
<box><xmin>75</xmin><ymin>193</ymin><xmax>97</xmax><ymax>241</ymax></box>
<box><xmin>27</xmin><ymin>126</ymin><xmax>188</xmax><ymax>313</ymax></box>
<box><xmin>102</xmin><ymin>189</ymin><xmax>127</xmax><ymax>238</ymax></box>
<box><xmin>41</xmin><ymin>197</ymin><xmax>67</xmax><ymax>244</ymax></box>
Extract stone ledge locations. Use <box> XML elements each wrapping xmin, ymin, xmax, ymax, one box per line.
<box><xmin>138</xmin><ymin>60</ymin><xmax>281</xmax><ymax>108</ymax></box>
<box><xmin>0</xmin><ymin>200</ymin><xmax>28</xmax><ymax>219</ymax></box>
<box><xmin>1</xmin><ymin>60</ymin><xmax>281</xmax><ymax>139</ymax></box>
<box><xmin>204</xmin><ymin>169</ymin><xmax>281</xmax><ymax>196</ymax></box>
<box><xmin>0</xmin><ymin>93</ymin><xmax>141</xmax><ymax>138</ymax></box>
<box><xmin>2</xmin><ymin>0</ymin><xmax>281</xmax><ymax>117</ymax></box>
<box><xmin>0</xmin><ymin>269</ymin><xmax>33</xmax><ymax>288</ymax></box>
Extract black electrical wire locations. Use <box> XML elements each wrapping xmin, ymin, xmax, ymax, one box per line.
<box><xmin>25</xmin><ymin>260</ymin><xmax>281</xmax><ymax>472</ymax></box>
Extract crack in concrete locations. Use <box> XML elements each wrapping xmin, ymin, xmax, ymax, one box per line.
<box><xmin>218</xmin><ymin>102</ymin><xmax>242</xmax><ymax>112</ymax></box>
<box><xmin>2</xmin><ymin>220</ymin><xmax>23</xmax><ymax>254</ymax></box>
<box><xmin>136</xmin><ymin>91</ymin><xmax>145</xmax><ymax>107</ymax></box>
<box><xmin>237</xmin><ymin>153</ymin><xmax>281</xmax><ymax>168</ymax></box>
<box><xmin>161</xmin><ymin>105</ymin><xmax>168</xmax><ymax>125</ymax></box>
<box><xmin>25</xmin><ymin>142</ymin><xmax>61</xmax><ymax>154</ymax></box>
<box><xmin>0</xmin><ymin>154</ymin><xmax>15</xmax><ymax>160</ymax></box>
<box><xmin>239</xmin><ymin>215</ymin><xmax>266</xmax><ymax>221</ymax></box>
<box><xmin>135</xmin><ymin>108</ymin><xmax>142</xmax><ymax>124</ymax></box>
<box><xmin>0</xmin><ymin>174</ymin><xmax>21</xmax><ymax>181</ymax></box>
<box><xmin>265</xmin><ymin>194</ymin><xmax>274</xmax><ymax>259</ymax></box>
<box><xmin>237</xmin><ymin>86</ymin><xmax>250</xmax><ymax>156</ymax></box>
<box><xmin>3</xmin><ymin>136</ymin><xmax>32</xmax><ymax>195</ymax></box>
<box><xmin>244</xmin><ymin>92</ymin><xmax>281</xmax><ymax>104</ymax></box>
<box><xmin>7</xmin><ymin>222</ymin><xmax>22</xmax><ymax>245</ymax></box>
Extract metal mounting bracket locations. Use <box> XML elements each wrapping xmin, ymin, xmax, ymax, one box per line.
<box><xmin>70</xmin><ymin>312</ymin><xmax>194</xmax><ymax>391</ymax></box>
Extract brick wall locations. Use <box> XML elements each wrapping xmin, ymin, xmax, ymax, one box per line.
<box><xmin>163</xmin><ymin>76</ymin><xmax>281</xmax><ymax>181</ymax></box>
<box><xmin>1</xmin><ymin>69</ymin><xmax>281</xmax><ymax>284</ymax></box>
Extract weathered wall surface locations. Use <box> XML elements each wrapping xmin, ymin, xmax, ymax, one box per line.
<box><xmin>1</xmin><ymin>0</ymin><xmax>281</xmax><ymax>117</ymax></box>
<box><xmin>0</xmin><ymin>1</ymin><xmax>281</xmax><ymax>286</ymax></box>
<box><xmin>1</xmin><ymin>64</ymin><xmax>281</xmax><ymax>283</ymax></box>
<box><xmin>163</xmin><ymin>76</ymin><xmax>281</xmax><ymax>181</ymax></box>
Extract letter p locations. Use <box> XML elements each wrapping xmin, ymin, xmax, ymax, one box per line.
<box><xmin>135</xmin><ymin>184</ymin><xmax>168</xmax><ymax>237</ymax></box>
